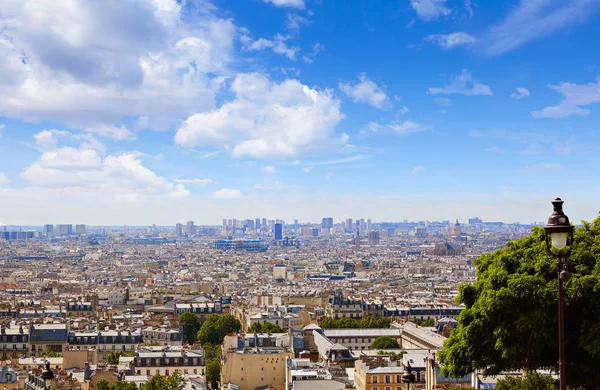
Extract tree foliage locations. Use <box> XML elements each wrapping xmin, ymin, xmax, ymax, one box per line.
<box><xmin>179</xmin><ymin>312</ymin><xmax>201</xmax><ymax>344</ymax></box>
<box><xmin>494</xmin><ymin>373</ymin><xmax>557</xmax><ymax>390</ymax></box>
<box><xmin>93</xmin><ymin>380</ymin><xmax>137</xmax><ymax>390</ymax></box>
<box><xmin>319</xmin><ymin>316</ymin><xmax>391</xmax><ymax>329</ymax></box>
<box><xmin>106</xmin><ymin>350</ymin><xmax>135</xmax><ymax>364</ymax></box>
<box><xmin>197</xmin><ymin>314</ymin><xmax>241</xmax><ymax>346</ymax></box>
<box><xmin>140</xmin><ymin>371</ymin><xmax>185</xmax><ymax>390</ymax></box>
<box><xmin>438</xmin><ymin>219</ymin><xmax>600</xmax><ymax>389</ymax></box>
<box><xmin>413</xmin><ymin>318</ymin><xmax>435</xmax><ymax>327</ymax></box>
<box><xmin>248</xmin><ymin>322</ymin><xmax>284</xmax><ymax>333</ymax></box>
<box><xmin>371</xmin><ymin>336</ymin><xmax>400</xmax><ymax>349</ymax></box>
<box><xmin>206</xmin><ymin>359</ymin><xmax>221</xmax><ymax>388</ymax></box>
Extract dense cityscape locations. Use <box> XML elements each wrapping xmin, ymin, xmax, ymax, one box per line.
<box><xmin>0</xmin><ymin>217</ymin><xmax>536</xmax><ymax>389</ymax></box>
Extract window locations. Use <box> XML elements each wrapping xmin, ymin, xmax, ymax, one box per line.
<box><xmin>137</xmin><ymin>370</ymin><xmax>141</xmax><ymax>375</ymax></box>
<box><xmin>385</xmin><ymin>376</ymin><xmax>391</xmax><ymax>383</ymax></box>
<box><xmin>165</xmin><ymin>370</ymin><xmax>169</xmax><ymax>376</ymax></box>
<box><xmin>193</xmin><ymin>369</ymin><xmax>197</xmax><ymax>374</ymax></box>
<box><xmin>385</xmin><ymin>387</ymin><xmax>391</xmax><ymax>390</ymax></box>
<box><xmin>147</xmin><ymin>370</ymin><xmax>150</xmax><ymax>376</ymax></box>
<box><xmin>373</xmin><ymin>376</ymin><xmax>378</xmax><ymax>384</ymax></box>
<box><xmin>396</xmin><ymin>375</ymin><xmax>401</xmax><ymax>383</ymax></box>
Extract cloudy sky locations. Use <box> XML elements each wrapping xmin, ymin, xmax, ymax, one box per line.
<box><xmin>1</xmin><ymin>0</ymin><xmax>599</xmax><ymax>226</ymax></box>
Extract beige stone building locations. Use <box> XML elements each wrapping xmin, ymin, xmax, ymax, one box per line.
<box><xmin>221</xmin><ymin>334</ymin><xmax>293</xmax><ymax>390</ymax></box>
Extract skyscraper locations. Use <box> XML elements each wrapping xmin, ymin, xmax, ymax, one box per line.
<box><xmin>186</xmin><ymin>221</ymin><xmax>195</xmax><ymax>236</ymax></box>
<box><xmin>75</xmin><ymin>224</ymin><xmax>86</xmax><ymax>235</ymax></box>
<box><xmin>321</xmin><ymin>217</ymin><xmax>334</xmax><ymax>230</ymax></box>
<box><xmin>367</xmin><ymin>219</ymin><xmax>372</xmax><ymax>231</ymax></box>
<box><xmin>262</xmin><ymin>218</ymin><xmax>267</xmax><ymax>231</ymax></box>
<box><xmin>255</xmin><ymin>218</ymin><xmax>261</xmax><ymax>231</ymax></box>
<box><xmin>360</xmin><ymin>218</ymin><xmax>365</xmax><ymax>232</ymax></box>
<box><xmin>57</xmin><ymin>224</ymin><xmax>72</xmax><ymax>236</ymax></box>
<box><xmin>176</xmin><ymin>223</ymin><xmax>183</xmax><ymax>237</ymax></box>
<box><xmin>346</xmin><ymin>218</ymin><xmax>353</xmax><ymax>230</ymax></box>
<box><xmin>43</xmin><ymin>224</ymin><xmax>54</xmax><ymax>238</ymax></box>
<box><xmin>274</xmin><ymin>223</ymin><xmax>283</xmax><ymax>240</ymax></box>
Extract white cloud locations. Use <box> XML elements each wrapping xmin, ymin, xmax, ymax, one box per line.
<box><xmin>302</xmin><ymin>42</ymin><xmax>325</xmax><ymax>63</ymax></box>
<box><xmin>426</xmin><ymin>32</ymin><xmax>476</xmax><ymax>49</ymax></box>
<box><xmin>511</xmin><ymin>87</ymin><xmax>531</xmax><ymax>99</ymax></box>
<box><xmin>482</xmin><ymin>0</ymin><xmax>600</xmax><ymax>56</ymax></box>
<box><xmin>464</xmin><ymin>0</ymin><xmax>474</xmax><ymax>17</ymax></box>
<box><xmin>214</xmin><ymin>188</ymin><xmax>244</xmax><ymax>199</ymax></box>
<box><xmin>243</xmin><ymin>34</ymin><xmax>300</xmax><ymax>61</ymax></box>
<box><xmin>0</xmin><ymin>173</ymin><xmax>9</xmax><ymax>185</ymax></box>
<box><xmin>428</xmin><ymin>69</ymin><xmax>493</xmax><ymax>96</ymax></box>
<box><xmin>254</xmin><ymin>182</ymin><xmax>286</xmax><ymax>190</ymax></box>
<box><xmin>0</xmin><ymin>0</ymin><xmax>236</xmax><ymax>136</ymax></box>
<box><xmin>22</xmin><ymin>131</ymin><xmax>188</xmax><ymax>199</ymax></box>
<box><xmin>286</xmin><ymin>13</ymin><xmax>311</xmax><ymax>33</ymax></box>
<box><xmin>410</xmin><ymin>0</ymin><xmax>451</xmax><ymax>21</ymax></box>
<box><xmin>399</xmin><ymin>106</ymin><xmax>410</xmax><ymax>115</ymax></box>
<box><xmin>390</xmin><ymin>121</ymin><xmax>424</xmax><ymax>134</ymax></box>
<box><xmin>366</xmin><ymin>121</ymin><xmax>424</xmax><ymax>135</ymax></box>
<box><xmin>174</xmin><ymin>178</ymin><xmax>215</xmax><ymax>187</ymax></box>
<box><xmin>412</xmin><ymin>166</ymin><xmax>427</xmax><ymax>174</ymax></box>
<box><xmin>339</xmin><ymin>73</ymin><xmax>390</xmax><ymax>109</ymax></box>
<box><xmin>262</xmin><ymin>166</ymin><xmax>277</xmax><ymax>174</ymax></box>
<box><xmin>34</xmin><ymin>129</ymin><xmax>107</xmax><ymax>154</ymax></box>
<box><xmin>532</xmin><ymin>77</ymin><xmax>600</xmax><ymax>118</ymax></box>
<box><xmin>264</xmin><ymin>0</ymin><xmax>305</xmax><ymax>9</ymax></box>
<box><xmin>174</xmin><ymin>72</ymin><xmax>345</xmax><ymax>159</ymax></box>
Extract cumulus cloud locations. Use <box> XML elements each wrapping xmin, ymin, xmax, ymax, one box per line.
<box><xmin>174</xmin><ymin>178</ymin><xmax>215</xmax><ymax>187</ymax></box>
<box><xmin>264</xmin><ymin>0</ymin><xmax>305</xmax><ymax>9</ymax></box>
<box><xmin>0</xmin><ymin>0</ymin><xmax>236</xmax><ymax>136</ymax></box>
<box><xmin>0</xmin><ymin>173</ymin><xmax>9</xmax><ymax>185</ymax></box>
<box><xmin>532</xmin><ymin>77</ymin><xmax>600</xmax><ymax>118</ymax></box>
<box><xmin>511</xmin><ymin>87</ymin><xmax>531</xmax><ymax>99</ymax></box>
<box><xmin>262</xmin><ymin>166</ymin><xmax>277</xmax><ymax>174</ymax></box>
<box><xmin>366</xmin><ymin>121</ymin><xmax>424</xmax><ymax>135</ymax></box>
<box><xmin>174</xmin><ymin>72</ymin><xmax>345</xmax><ymax>159</ymax></box>
<box><xmin>339</xmin><ymin>73</ymin><xmax>390</xmax><ymax>109</ymax></box>
<box><xmin>428</xmin><ymin>69</ymin><xmax>493</xmax><ymax>96</ymax></box>
<box><xmin>21</xmin><ymin>131</ymin><xmax>188</xmax><ymax>200</ymax></box>
<box><xmin>214</xmin><ymin>188</ymin><xmax>244</xmax><ymax>199</ymax></box>
<box><xmin>410</xmin><ymin>0</ymin><xmax>451</xmax><ymax>21</ymax></box>
<box><xmin>426</xmin><ymin>32</ymin><xmax>476</xmax><ymax>49</ymax></box>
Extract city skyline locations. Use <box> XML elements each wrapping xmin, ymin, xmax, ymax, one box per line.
<box><xmin>1</xmin><ymin>0</ymin><xmax>600</xmax><ymax>225</ymax></box>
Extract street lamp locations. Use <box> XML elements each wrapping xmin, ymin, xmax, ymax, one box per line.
<box><xmin>401</xmin><ymin>362</ymin><xmax>416</xmax><ymax>390</ymax></box>
<box><xmin>544</xmin><ymin>197</ymin><xmax>574</xmax><ymax>390</ymax></box>
<box><xmin>41</xmin><ymin>360</ymin><xmax>55</xmax><ymax>390</ymax></box>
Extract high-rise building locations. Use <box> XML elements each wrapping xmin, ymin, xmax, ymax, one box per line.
<box><xmin>255</xmin><ymin>218</ymin><xmax>261</xmax><ymax>231</ymax></box>
<box><xmin>186</xmin><ymin>221</ymin><xmax>195</xmax><ymax>236</ymax></box>
<box><xmin>176</xmin><ymin>223</ymin><xmax>183</xmax><ymax>236</ymax></box>
<box><xmin>43</xmin><ymin>224</ymin><xmax>54</xmax><ymax>237</ymax></box>
<box><xmin>57</xmin><ymin>224</ymin><xmax>72</xmax><ymax>236</ymax></box>
<box><xmin>274</xmin><ymin>223</ymin><xmax>283</xmax><ymax>240</ymax></box>
<box><xmin>294</xmin><ymin>219</ymin><xmax>299</xmax><ymax>227</ymax></box>
<box><xmin>75</xmin><ymin>224</ymin><xmax>86</xmax><ymax>235</ymax></box>
<box><xmin>368</xmin><ymin>231</ymin><xmax>380</xmax><ymax>245</ymax></box>
<box><xmin>232</xmin><ymin>219</ymin><xmax>237</xmax><ymax>229</ymax></box>
<box><xmin>360</xmin><ymin>218</ymin><xmax>365</xmax><ymax>232</ymax></box>
<box><xmin>321</xmin><ymin>217</ymin><xmax>334</xmax><ymax>229</ymax></box>
<box><xmin>262</xmin><ymin>218</ymin><xmax>267</xmax><ymax>231</ymax></box>
<box><xmin>223</xmin><ymin>219</ymin><xmax>227</xmax><ymax>230</ymax></box>
<box><xmin>346</xmin><ymin>218</ymin><xmax>353</xmax><ymax>230</ymax></box>
<box><xmin>367</xmin><ymin>219</ymin><xmax>372</xmax><ymax>231</ymax></box>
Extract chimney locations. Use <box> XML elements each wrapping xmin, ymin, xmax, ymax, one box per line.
<box><xmin>19</xmin><ymin>325</ymin><xmax>23</xmax><ymax>334</ymax></box>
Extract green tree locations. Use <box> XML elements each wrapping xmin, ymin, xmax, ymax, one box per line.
<box><xmin>494</xmin><ymin>373</ymin><xmax>557</xmax><ymax>390</ymax></box>
<box><xmin>206</xmin><ymin>359</ymin><xmax>221</xmax><ymax>388</ymax></box>
<box><xmin>93</xmin><ymin>380</ymin><xmax>111</xmax><ymax>390</ymax></box>
<box><xmin>179</xmin><ymin>312</ymin><xmax>201</xmax><ymax>344</ymax></box>
<box><xmin>110</xmin><ymin>382</ymin><xmax>138</xmax><ymax>390</ymax></box>
<box><xmin>203</xmin><ymin>343</ymin><xmax>222</xmax><ymax>361</ymax></box>
<box><xmin>141</xmin><ymin>373</ymin><xmax>166</xmax><ymax>390</ymax></box>
<box><xmin>371</xmin><ymin>336</ymin><xmax>400</xmax><ymax>349</ymax></box>
<box><xmin>248</xmin><ymin>322</ymin><xmax>284</xmax><ymax>333</ymax></box>
<box><xmin>106</xmin><ymin>351</ymin><xmax>135</xmax><ymax>364</ymax></box>
<box><xmin>377</xmin><ymin>350</ymin><xmax>406</xmax><ymax>361</ymax></box>
<box><xmin>165</xmin><ymin>370</ymin><xmax>186</xmax><ymax>390</ymax></box>
<box><xmin>216</xmin><ymin>314</ymin><xmax>241</xmax><ymax>337</ymax></box>
<box><xmin>197</xmin><ymin>314</ymin><xmax>221</xmax><ymax>345</ymax></box>
<box><xmin>40</xmin><ymin>349</ymin><xmax>62</xmax><ymax>357</ymax></box>
<box><xmin>438</xmin><ymin>220</ymin><xmax>600</xmax><ymax>389</ymax></box>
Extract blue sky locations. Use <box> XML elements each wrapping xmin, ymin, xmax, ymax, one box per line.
<box><xmin>1</xmin><ymin>0</ymin><xmax>599</xmax><ymax>225</ymax></box>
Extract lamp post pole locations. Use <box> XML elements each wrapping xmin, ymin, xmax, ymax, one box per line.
<box><xmin>544</xmin><ymin>197</ymin><xmax>574</xmax><ymax>390</ymax></box>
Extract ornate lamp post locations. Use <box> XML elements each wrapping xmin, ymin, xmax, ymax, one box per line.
<box><xmin>41</xmin><ymin>360</ymin><xmax>55</xmax><ymax>390</ymax></box>
<box><xmin>401</xmin><ymin>362</ymin><xmax>416</xmax><ymax>390</ymax></box>
<box><xmin>544</xmin><ymin>197</ymin><xmax>574</xmax><ymax>390</ymax></box>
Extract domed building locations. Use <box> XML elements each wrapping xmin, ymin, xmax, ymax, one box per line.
<box><xmin>451</xmin><ymin>219</ymin><xmax>462</xmax><ymax>236</ymax></box>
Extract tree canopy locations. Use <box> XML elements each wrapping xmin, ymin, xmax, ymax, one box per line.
<box><xmin>179</xmin><ymin>312</ymin><xmax>201</xmax><ymax>344</ymax></box>
<box><xmin>494</xmin><ymin>373</ymin><xmax>557</xmax><ymax>390</ymax></box>
<box><xmin>319</xmin><ymin>316</ymin><xmax>391</xmax><ymax>329</ymax></box>
<box><xmin>438</xmin><ymin>218</ymin><xmax>600</xmax><ymax>389</ymax></box>
<box><xmin>371</xmin><ymin>336</ymin><xmax>400</xmax><ymax>349</ymax></box>
<box><xmin>197</xmin><ymin>314</ymin><xmax>241</xmax><ymax>345</ymax></box>
<box><xmin>248</xmin><ymin>321</ymin><xmax>284</xmax><ymax>333</ymax></box>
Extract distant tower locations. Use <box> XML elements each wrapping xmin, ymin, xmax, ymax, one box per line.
<box><xmin>274</xmin><ymin>223</ymin><xmax>283</xmax><ymax>240</ymax></box>
<box><xmin>355</xmin><ymin>230</ymin><xmax>361</xmax><ymax>249</ymax></box>
<box><xmin>451</xmin><ymin>219</ymin><xmax>462</xmax><ymax>236</ymax></box>
<box><xmin>175</xmin><ymin>223</ymin><xmax>183</xmax><ymax>237</ymax></box>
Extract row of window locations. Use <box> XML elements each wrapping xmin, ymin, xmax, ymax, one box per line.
<box><xmin>1</xmin><ymin>344</ymin><xmax>28</xmax><ymax>350</ymax></box>
<box><xmin>136</xmin><ymin>368</ymin><xmax>203</xmax><ymax>376</ymax></box>
<box><xmin>135</xmin><ymin>357</ymin><xmax>202</xmax><ymax>367</ymax></box>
